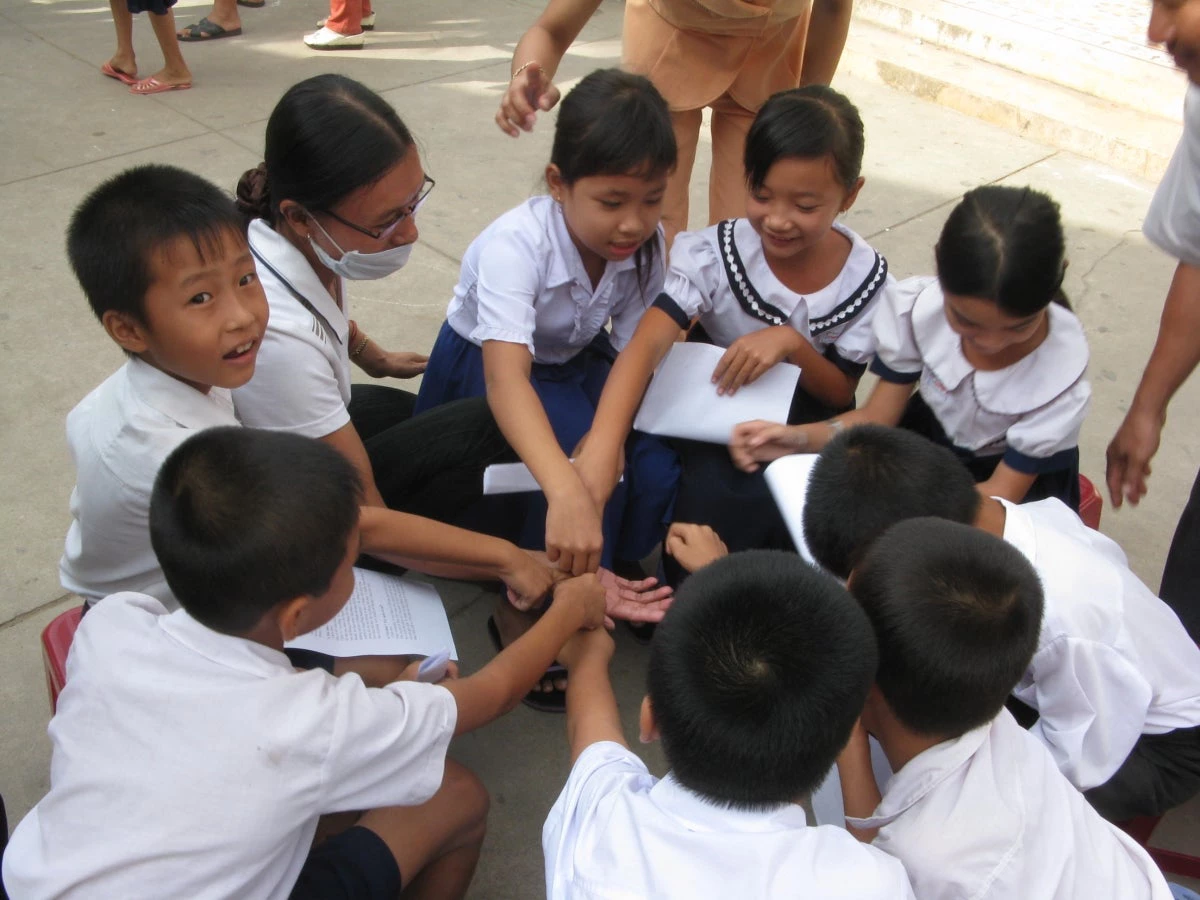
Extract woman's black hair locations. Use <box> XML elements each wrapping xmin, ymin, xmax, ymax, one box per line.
<box><xmin>236</xmin><ymin>74</ymin><xmax>415</xmax><ymax>225</ymax></box>
<box><xmin>744</xmin><ymin>85</ymin><xmax>865</xmax><ymax>192</ymax></box>
<box><xmin>935</xmin><ymin>185</ymin><xmax>1070</xmax><ymax>316</ymax></box>
<box><xmin>550</xmin><ymin>68</ymin><xmax>676</xmax><ymax>294</ymax></box>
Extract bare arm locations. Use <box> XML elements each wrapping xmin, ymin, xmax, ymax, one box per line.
<box><xmin>1107</xmin><ymin>261</ymin><xmax>1200</xmax><ymax>506</ymax></box>
<box><xmin>483</xmin><ymin>340</ymin><xmax>603</xmax><ymax>574</ymax></box>
<box><xmin>976</xmin><ymin>463</ymin><xmax>1037</xmax><ymax>505</ymax></box>
<box><xmin>442</xmin><ymin>575</ymin><xmax>607</xmax><ymax>734</ymax></box>
<box><xmin>320</xmin><ymin>420</ymin><xmax>388</xmax><ymax>508</ymax></box>
<box><xmin>711</xmin><ymin>326</ymin><xmax>858</xmax><ymax>408</ymax></box>
<box><xmin>836</xmin><ymin>720</ymin><xmax>882</xmax><ymax>843</ymax></box>
<box><xmin>800</xmin><ymin>0</ymin><xmax>854</xmax><ymax>86</ymax></box>
<box><xmin>557</xmin><ymin>628</ymin><xmax>625</xmax><ymax>762</ymax></box>
<box><xmin>496</xmin><ymin>0</ymin><xmax>604</xmax><ymax>136</ymax></box>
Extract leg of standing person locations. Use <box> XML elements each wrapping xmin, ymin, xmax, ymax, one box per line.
<box><xmin>305</xmin><ymin>0</ymin><xmax>365</xmax><ymax>49</ymax></box>
<box><xmin>177</xmin><ymin>0</ymin><xmax>241</xmax><ymax>41</ymax></box>
<box><xmin>131</xmin><ymin>7</ymin><xmax>191</xmax><ymax>93</ymax></box>
<box><xmin>105</xmin><ymin>0</ymin><xmax>138</xmax><ymax>81</ymax></box>
<box><xmin>662</xmin><ymin>107</ymin><xmax>703</xmax><ymax>245</ymax></box>
<box><xmin>707</xmin><ymin>92</ymin><xmax>757</xmax><ymax>226</ymax></box>
<box><xmin>1160</xmin><ymin>468</ymin><xmax>1200</xmax><ymax>642</ymax></box>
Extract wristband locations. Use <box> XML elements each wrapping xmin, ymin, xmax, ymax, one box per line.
<box><xmin>512</xmin><ymin>60</ymin><xmax>538</xmax><ymax>80</ymax></box>
<box><xmin>350</xmin><ymin>334</ymin><xmax>370</xmax><ymax>360</ymax></box>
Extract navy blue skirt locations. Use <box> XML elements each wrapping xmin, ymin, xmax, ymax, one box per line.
<box><xmin>415</xmin><ymin>322</ymin><xmax>679</xmax><ymax>566</ymax></box>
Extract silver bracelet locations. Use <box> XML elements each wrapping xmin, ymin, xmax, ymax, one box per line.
<box><xmin>512</xmin><ymin>60</ymin><xmax>538</xmax><ymax>81</ymax></box>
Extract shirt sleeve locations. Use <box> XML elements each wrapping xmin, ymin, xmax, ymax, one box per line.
<box><xmin>868</xmin><ymin>276</ymin><xmax>929</xmax><ymax>383</ymax></box>
<box><xmin>542</xmin><ymin>742</ymin><xmax>650</xmax><ymax>900</ymax></box>
<box><xmin>1145</xmin><ymin>84</ymin><xmax>1200</xmax><ymax>266</ymax></box>
<box><xmin>1023</xmin><ymin>635</ymin><xmax>1152</xmax><ymax>791</ymax></box>
<box><xmin>652</xmin><ymin>229</ymin><xmax>725</xmax><ymax>328</ymax></box>
<box><xmin>233</xmin><ymin>325</ymin><xmax>350</xmax><ymax>439</ymax></box>
<box><xmin>610</xmin><ymin>230</ymin><xmax>667</xmax><ymax>351</ymax></box>
<box><xmin>1002</xmin><ymin>377</ymin><xmax>1091</xmax><ymax>473</ymax></box>
<box><xmin>828</xmin><ymin>272</ymin><xmax>894</xmax><ymax>370</ymax></box>
<box><xmin>320</xmin><ymin>678</ymin><xmax>458</xmax><ymax>812</ymax></box>
<box><xmin>470</xmin><ymin>224</ymin><xmax>544</xmax><ymax>355</ymax></box>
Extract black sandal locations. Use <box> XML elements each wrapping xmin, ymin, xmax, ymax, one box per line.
<box><xmin>486</xmin><ymin>616</ymin><xmax>566</xmax><ymax>713</ymax></box>
<box><xmin>177</xmin><ymin>17</ymin><xmax>243</xmax><ymax>40</ymax></box>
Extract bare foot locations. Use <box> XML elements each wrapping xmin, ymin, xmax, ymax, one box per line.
<box><xmin>143</xmin><ymin>65</ymin><xmax>192</xmax><ymax>88</ymax></box>
<box><xmin>492</xmin><ymin>598</ymin><xmax>566</xmax><ymax>693</ymax></box>
<box><xmin>106</xmin><ymin>53</ymin><xmax>137</xmax><ymax>79</ymax></box>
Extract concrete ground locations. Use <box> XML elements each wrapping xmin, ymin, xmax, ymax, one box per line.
<box><xmin>1</xmin><ymin>0</ymin><xmax>1198</xmax><ymax>893</ymax></box>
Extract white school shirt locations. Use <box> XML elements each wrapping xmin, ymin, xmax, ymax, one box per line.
<box><xmin>1000</xmin><ymin>497</ymin><xmax>1200</xmax><ymax>789</ymax></box>
<box><xmin>847</xmin><ymin>711</ymin><xmax>1172</xmax><ymax>900</ymax></box>
<box><xmin>1145</xmin><ymin>83</ymin><xmax>1200</xmax><ymax>264</ymax></box>
<box><xmin>2</xmin><ymin>592</ymin><xmax>457</xmax><ymax>900</ymax></box>
<box><xmin>234</xmin><ymin>219</ymin><xmax>352</xmax><ymax>438</ymax></box>
<box><xmin>872</xmin><ymin>276</ymin><xmax>1091</xmax><ymax>471</ymax></box>
<box><xmin>444</xmin><ymin>195</ymin><xmax>665</xmax><ymax>363</ymax></box>
<box><xmin>654</xmin><ymin>219</ymin><xmax>890</xmax><ymax>373</ymax></box>
<box><xmin>59</xmin><ymin>357</ymin><xmax>239</xmax><ymax>609</ymax></box>
<box><xmin>542</xmin><ymin>741</ymin><xmax>915</xmax><ymax>900</ymax></box>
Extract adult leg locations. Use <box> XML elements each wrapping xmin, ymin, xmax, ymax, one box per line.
<box><xmin>145</xmin><ymin>8</ymin><xmax>191</xmax><ymax>87</ymax></box>
<box><xmin>707</xmin><ymin>93</ymin><xmax>757</xmax><ymax>226</ymax></box>
<box><xmin>322</xmin><ymin>0</ymin><xmax>364</xmax><ymax>37</ymax></box>
<box><xmin>107</xmin><ymin>0</ymin><xmax>137</xmax><ymax>79</ymax></box>
<box><xmin>1084</xmin><ymin>724</ymin><xmax>1200</xmax><ymax>821</ymax></box>
<box><xmin>349</xmin><ymin>383</ymin><xmax>417</xmax><ymax>443</ymax></box>
<box><xmin>662</xmin><ymin>107</ymin><xmax>703</xmax><ymax>245</ymax></box>
<box><xmin>177</xmin><ymin>0</ymin><xmax>240</xmax><ymax>38</ymax></box>
<box><xmin>1160</xmin><ymin>468</ymin><xmax>1200</xmax><ymax>641</ymax></box>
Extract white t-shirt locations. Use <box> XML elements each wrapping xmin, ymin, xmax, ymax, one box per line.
<box><xmin>444</xmin><ymin>196</ymin><xmax>665</xmax><ymax>364</ymax></box>
<box><xmin>543</xmin><ymin>741</ymin><xmax>914</xmax><ymax>900</ymax></box>
<box><xmin>655</xmin><ymin>219</ymin><xmax>889</xmax><ymax>373</ymax></box>
<box><xmin>59</xmin><ymin>358</ymin><xmax>239</xmax><ymax>608</ymax></box>
<box><xmin>872</xmin><ymin>276</ymin><xmax>1091</xmax><ymax>470</ymax></box>
<box><xmin>2</xmin><ymin>592</ymin><xmax>457</xmax><ymax>900</ymax></box>
<box><xmin>1145</xmin><ymin>83</ymin><xmax>1200</xmax><ymax>264</ymax></box>
<box><xmin>234</xmin><ymin>219</ymin><xmax>352</xmax><ymax>438</ymax></box>
<box><xmin>1001</xmin><ymin>497</ymin><xmax>1200</xmax><ymax>789</ymax></box>
<box><xmin>847</xmin><ymin>711</ymin><xmax>1172</xmax><ymax>900</ymax></box>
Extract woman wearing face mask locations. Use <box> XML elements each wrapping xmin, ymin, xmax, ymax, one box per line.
<box><xmin>233</xmin><ymin>74</ymin><xmax>513</xmax><ymax>523</ymax></box>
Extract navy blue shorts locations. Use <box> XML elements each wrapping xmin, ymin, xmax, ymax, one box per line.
<box><xmin>284</xmin><ymin>648</ymin><xmax>336</xmax><ymax>674</ymax></box>
<box><xmin>290</xmin><ymin>826</ymin><xmax>401</xmax><ymax>900</ymax></box>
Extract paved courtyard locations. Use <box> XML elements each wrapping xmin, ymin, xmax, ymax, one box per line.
<box><xmin>1</xmin><ymin>0</ymin><xmax>1197</xmax><ymax>893</ymax></box>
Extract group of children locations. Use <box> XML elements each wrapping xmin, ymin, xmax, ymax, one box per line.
<box><xmin>3</xmin><ymin>40</ymin><xmax>1200</xmax><ymax>900</ymax></box>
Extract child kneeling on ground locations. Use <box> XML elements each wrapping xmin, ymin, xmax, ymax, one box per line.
<box><xmin>2</xmin><ymin>427</ymin><xmax>606</xmax><ymax>900</ymax></box>
<box><xmin>542</xmin><ymin>550</ymin><xmax>915</xmax><ymax>899</ymax></box>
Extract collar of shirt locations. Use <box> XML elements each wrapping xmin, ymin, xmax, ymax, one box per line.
<box><xmin>249</xmin><ymin>218</ymin><xmax>348</xmax><ymax>339</ymax></box>
<box><xmin>541</xmin><ymin>197</ymin><xmax>640</xmax><ymax>292</ymax></box>
<box><xmin>159</xmin><ymin>605</ymin><xmax>296</xmax><ymax>678</ymax></box>
<box><xmin>846</xmin><ymin>720</ymin><xmax>993</xmax><ymax>830</ymax></box>
<box><xmin>126</xmin><ymin>356</ymin><xmax>236</xmax><ymax>429</ymax></box>
<box><xmin>648</xmin><ymin>772</ymin><xmax>810</xmax><ymax>833</ymax></box>
<box><xmin>912</xmin><ymin>284</ymin><xmax>1088</xmax><ymax>415</ymax></box>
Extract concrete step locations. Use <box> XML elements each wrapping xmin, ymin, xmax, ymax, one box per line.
<box><xmin>853</xmin><ymin>0</ymin><xmax>1186</xmax><ymax>123</ymax></box>
<box><xmin>839</xmin><ymin>17</ymin><xmax>1184</xmax><ymax>182</ymax></box>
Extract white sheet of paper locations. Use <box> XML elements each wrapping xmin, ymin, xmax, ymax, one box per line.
<box><xmin>632</xmin><ymin>342</ymin><xmax>801</xmax><ymax>444</ymax></box>
<box><xmin>483</xmin><ymin>460</ymin><xmax>622</xmax><ymax>495</ymax></box>
<box><xmin>285</xmin><ymin>568</ymin><xmax>458</xmax><ymax>660</ymax></box>
<box><xmin>762</xmin><ymin>454</ymin><xmax>821</xmax><ymax>565</ymax></box>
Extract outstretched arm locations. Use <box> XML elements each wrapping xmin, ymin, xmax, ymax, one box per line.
<box><xmin>558</xmin><ymin>627</ymin><xmax>624</xmax><ymax>762</ymax></box>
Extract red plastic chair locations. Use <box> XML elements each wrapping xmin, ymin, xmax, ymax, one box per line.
<box><xmin>1078</xmin><ymin>474</ymin><xmax>1103</xmax><ymax>531</ymax></box>
<box><xmin>41</xmin><ymin>605</ymin><xmax>83</xmax><ymax>713</ymax></box>
<box><xmin>1119</xmin><ymin>813</ymin><xmax>1200</xmax><ymax>879</ymax></box>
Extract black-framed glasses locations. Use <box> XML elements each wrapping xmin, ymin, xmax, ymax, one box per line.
<box><xmin>321</xmin><ymin>175</ymin><xmax>435</xmax><ymax>241</ymax></box>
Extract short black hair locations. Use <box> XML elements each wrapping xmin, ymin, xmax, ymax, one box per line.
<box><xmin>935</xmin><ymin>185</ymin><xmax>1070</xmax><ymax>316</ymax></box>
<box><xmin>68</xmin><ymin>164</ymin><xmax>247</xmax><ymax>324</ymax></box>
<box><xmin>150</xmin><ymin>427</ymin><xmax>363</xmax><ymax>635</ymax></box>
<box><xmin>744</xmin><ymin>85</ymin><xmax>865</xmax><ymax>192</ymax></box>
<box><xmin>804</xmin><ymin>425</ymin><xmax>981</xmax><ymax>578</ymax></box>
<box><xmin>647</xmin><ymin>550</ymin><xmax>878</xmax><ymax>809</ymax></box>
<box><xmin>851</xmin><ymin>518</ymin><xmax>1044</xmax><ymax>737</ymax></box>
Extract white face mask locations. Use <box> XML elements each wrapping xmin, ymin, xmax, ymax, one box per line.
<box><xmin>308</xmin><ymin>216</ymin><xmax>413</xmax><ymax>281</ymax></box>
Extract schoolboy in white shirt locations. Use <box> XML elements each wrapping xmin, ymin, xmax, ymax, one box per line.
<box><xmin>838</xmin><ymin>518</ymin><xmax>1171</xmax><ymax>899</ymax></box>
<box><xmin>542</xmin><ymin>549</ymin><xmax>915</xmax><ymax>900</ymax></box>
<box><xmin>3</xmin><ymin>427</ymin><xmax>607</xmax><ymax>900</ymax></box>
<box><xmin>797</xmin><ymin>425</ymin><xmax>1200</xmax><ymax>821</ymax></box>
<box><xmin>59</xmin><ymin>164</ymin><xmax>557</xmax><ymax>618</ymax></box>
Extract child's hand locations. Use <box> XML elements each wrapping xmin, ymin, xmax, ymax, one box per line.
<box><xmin>500</xmin><ymin>549</ymin><xmax>557</xmax><ymax>612</ymax></box>
<box><xmin>554</xmin><ymin>573</ymin><xmax>608</xmax><ymax>631</ymax></box>
<box><xmin>665</xmin><ymin>523</ymin><xmax>728</xmax><ymax>573</ymax></box>
<box><xmin>556</xmin><ymin>625</ymin><xmax>615</xmax><ymax>670</ymax></box>
<box><xmin>546</xmin><ymin>482</ymin><xmax>604</xmax><ymax>575</ymax></box>
<box><xmin>711</xmin><ymin>326</ymin><xmax>803</xmax><ymax>396</ymax></box>
<box><xmin>495</xmin><ymin>61</ymin><xmax>561</xmax><ymax>137</ymax></box>
<box><xmin>728</xmin><ymin>420</ymin><xmax>809</xmax><ymax>472</ymax></box>
<box><xmin>597</xmin><ymin>567</ymin><xmax>673</xmax><ymax>626</ymax></box>
<box><xmin>399</xmin><ymin>657</ymin><xmax>460</xmax><ymax>683</ymax></box>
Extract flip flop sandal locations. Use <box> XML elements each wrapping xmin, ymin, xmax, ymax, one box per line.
<box><xmin>100</xmin><ymin>61</ymin><xmax>137</xmax><ymax>85</ymax></box>
<box><xmin>129</xmin><ymin>77</ymin><xmax>192</xmax><ymax>95</ymax></box>
<box><xmin>486</xmin><ymin>616</ymin><xmax>566</xmax><ymax>713</ymax></box>
<box><xmin>237</xmin><ymin>0</ymin><xmax>265</xmax><ymax>6</ymax></box>
<box><xmin>177</xmin><ymin>16</ymin><xmax>242</xmax><ymax>40</ymax></box>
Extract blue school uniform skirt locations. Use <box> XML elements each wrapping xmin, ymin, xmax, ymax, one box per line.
<box><xmin>414</xmin><ymin>322</ymin><xmax>679</xmax><ymax>567</ymax></box>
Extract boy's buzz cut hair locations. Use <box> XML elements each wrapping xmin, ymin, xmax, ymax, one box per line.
<box><xmin>67</xmin><ymin>164</ymin><xmax>247</xmax><ymax>324</ymax></box>
<box><xmin>150</xmin><ymin>427</ymin><xmax>363</xmax><ymax>636</ymax></box>
<box><xmin>804</xmin><ymin>425</ymin><xmax>981</xmax><ymax>578</ymax></box>
<box><xmin>851</xmin><ymin>518</ymin><xmax>1044</xmax><ymax>738</ymax></box>
<box><xmin>647</xmin><ymin>550</ymin><xmax>878</xmax><ymax>809</ymax></box>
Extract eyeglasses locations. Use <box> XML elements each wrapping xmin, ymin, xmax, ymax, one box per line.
<box><xmin>320</xmin><ymin>175</ymin><xmax>435</xmax><ymax>241</ymax></box>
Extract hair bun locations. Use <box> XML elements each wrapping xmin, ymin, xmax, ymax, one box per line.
<box><xmin>235</xmin><ymin>162</ymin><xmax>271</xmax><ymax>220</ymax></box>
